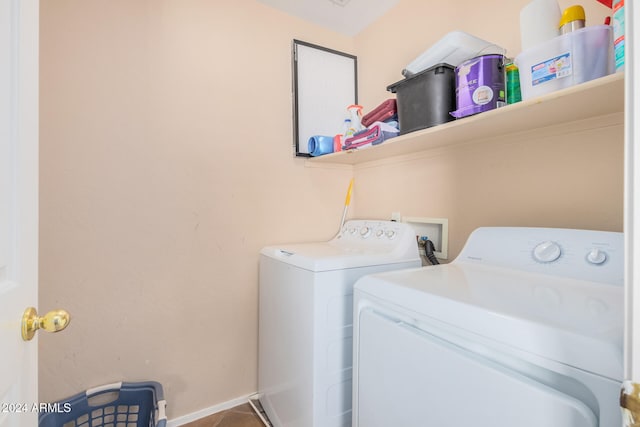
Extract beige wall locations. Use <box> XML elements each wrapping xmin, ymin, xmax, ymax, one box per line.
<box><xmin>352</xmin><ymin>0</ymin><xmax>622</xmax><ymax>260</ymax></box>
<box><xmin>39</xmin><ymin>0</ymin><xmax>353</xmax><ymax>418</ymax></box>
<box><xmin>39</xmin><ymin>0</ymin><xmax>623</xmax><ymax>421</ymax></box>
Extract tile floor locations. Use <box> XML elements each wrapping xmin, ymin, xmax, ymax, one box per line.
<box><xmin>182</xmin><ymin>403</ymin><xmax>266</xmax><ymax>427</ymax></box>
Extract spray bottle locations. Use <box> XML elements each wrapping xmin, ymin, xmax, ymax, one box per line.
<box><xmin>347</xmin><ymin>105</ymin><xmax>364</xmax><ymax>133</ymax></box>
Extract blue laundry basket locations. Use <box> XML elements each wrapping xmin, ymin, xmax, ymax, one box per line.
<box><xmin>39</xmin><ymin>381</ymin><xmax>167</xmax><ymax>427</ymax></box>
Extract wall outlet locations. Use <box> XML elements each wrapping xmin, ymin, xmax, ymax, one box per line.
<box><xmin>401</xmin><ymin>216</ymin><xmax>449</xmax><ymax>259</ymax></box>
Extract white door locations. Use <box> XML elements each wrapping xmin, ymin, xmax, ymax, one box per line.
<box><xmin>627</xmin><ymin>0</ymin><xmax>640</xmax><ymax>384</ymax></box>
<box><xmin>0</xmin><ymin>0</ymin><xmax>39</xmax><ymax>425</ymax></box>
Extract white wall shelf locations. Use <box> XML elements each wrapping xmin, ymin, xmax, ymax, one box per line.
<box><xmin>306</xmin><ymin>72</ymin><xmax>624</xmax><ymax>167</ymax></box>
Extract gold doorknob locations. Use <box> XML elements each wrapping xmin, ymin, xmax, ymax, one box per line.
<box><xmin>21</xmin><ymin>307</ymin><xmax>71</xmax><ymax>341</ymax></box>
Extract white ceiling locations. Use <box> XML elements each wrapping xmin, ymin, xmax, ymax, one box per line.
<box><xmin>256</xmin><ymin>0</ymin><xmax>400</xmax><ymax>36</ymax></box>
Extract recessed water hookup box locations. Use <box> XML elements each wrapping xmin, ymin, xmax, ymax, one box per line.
<box><xmin>394</xmin><ymin>215</ymin><xmax>449</xmax><ymax>260</ymax></box>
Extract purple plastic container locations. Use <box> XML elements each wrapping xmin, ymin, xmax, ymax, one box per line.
<box><xmin>451</xmin><ymin>54</ymin><xmax>506</xmax><ymax>119</ymax></box>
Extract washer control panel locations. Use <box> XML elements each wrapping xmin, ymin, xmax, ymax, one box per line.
<box><xmin>332</xmin><ymin>220</ymin><xmax>420</xmax><ymax>260</ymax></box>
<box><xmin>338</xmin><ymin>220</ymin><xmax>407</xmax><ymax>243</ymax></box>
<box><xmin>458</xmin><ymin>227</ymin><xmax>623</xmax><ymax>286</ymax></box>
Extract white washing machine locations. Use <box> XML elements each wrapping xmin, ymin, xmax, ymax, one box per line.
<box><xmin>258</xmin><ymin>219</ymin><xmax>421</xmax><ymax>427</ymax></box>
<box><xmin>352</xmin><ymin>227</ymin><xmax>623</xmax><ymax>427</ymax></box>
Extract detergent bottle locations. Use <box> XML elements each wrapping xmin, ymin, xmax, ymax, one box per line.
<box><xmin>347</xmin><ymin>105</ymin><xmax>364</xmax><ymax>133</ymax></box>
<box><xmin>334</xmin><ymin>118</ymin><xmax>352</xmax><ymax>152</ymax></box>
<box><xmin>558</xmin><ymin>5</ymin><xmax>585</xmax><ymax>34</ymax></box>
<box><xmin>613</xmin><ymin>0</ymin><xmax>625</xmax><ymax>72</ymax></box>
<box><xmin>343</xmin><ymin>118</ymin><xmax>355</xmax><ymax>140</ymax></box>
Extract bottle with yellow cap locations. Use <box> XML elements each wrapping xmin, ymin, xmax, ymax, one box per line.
<box><xmin>559</xmin><ymin>5</ymin><xmax>585</xmax><ymax>34</ymax></box>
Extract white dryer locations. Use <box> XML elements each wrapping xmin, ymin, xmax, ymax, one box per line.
<box><xmin>258</xmin><ymin>219</ymin><xmax>421</xmax><ymax>427</ymax></box>
<box><xmin>352</xmin><ymin>227</ymin><xmax>623</xmax><ymax>427</ymax></box>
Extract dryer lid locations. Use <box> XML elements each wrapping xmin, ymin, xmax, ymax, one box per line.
<box><xmin>355</xmin><ymin>262</ymin><xmax>623</xmax><ymax>380</ymax></box>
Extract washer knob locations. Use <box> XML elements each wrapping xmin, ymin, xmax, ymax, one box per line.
<box><xmin>587</xmin><ymin>248</ymin><xmax>607</xmax><ymax>265</ymax></box>
<box><xmin>360</xmin><ymin>226</ymin><xmax>371</xmax><ymax>238</ymax></box>
<box><xmin>385</xmin><ymin>229</ymin><xmax>396</xmax><ymax>239</ymax></box>
<box><xmin>375</xmin><ymin>229</ymin><xmax>384</xmax><ymax>238</ymax></box>
<box><xmin>533</xmin><ymin>241</ymin><xmax>562</xmax><ymax>263</ymax></box>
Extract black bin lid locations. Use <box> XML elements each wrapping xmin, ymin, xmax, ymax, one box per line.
<box><xmin>387</xmin><ymin>63</ymin><xmax>454</xmax><ymax>93</ymax></box>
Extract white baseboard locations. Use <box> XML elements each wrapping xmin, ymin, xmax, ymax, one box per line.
<box><xmin>167</xmin><ymin>392</ymin><xmax>257</xmax><ymax>427</ymax></box>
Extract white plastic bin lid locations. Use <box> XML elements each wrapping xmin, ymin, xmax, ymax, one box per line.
<box><xmin>403</xmin><ymin>30</ymin><xmax>505</xmax><ymax>76</ymax></box>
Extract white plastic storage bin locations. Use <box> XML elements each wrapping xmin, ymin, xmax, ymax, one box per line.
<box><xmin>515</xmin><ymin>25</ymin><xmax>613</xmax><ymax>100</ymax></box>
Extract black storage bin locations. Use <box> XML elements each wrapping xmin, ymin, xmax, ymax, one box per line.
<box><xmin>387</xmin><ymin>63</ymin><xmax>455</xmax><ymax>135</ymax></box>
